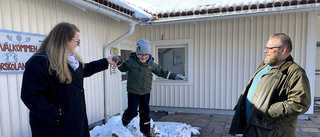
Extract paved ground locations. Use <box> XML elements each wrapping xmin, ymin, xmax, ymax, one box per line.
<box><xmin>154</xmin><ymin>111</ymin><xmax>320</xmax><ymax>137</ymax></box>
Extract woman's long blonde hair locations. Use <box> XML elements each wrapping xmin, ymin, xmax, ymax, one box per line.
<box><xmin>37</xmin><ymin>22</ymin><xmax>84</xmax><ymax>84</ymax></box>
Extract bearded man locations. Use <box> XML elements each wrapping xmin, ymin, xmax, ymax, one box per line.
<box><xmin>229</xmin><ymin>33</ymin><xmax>311</xmax><ymax>137</ymax></box>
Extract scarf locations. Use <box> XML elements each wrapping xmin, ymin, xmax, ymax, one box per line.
<box><xmin>67</xmin><ymin>54</ymin><xmax>79</xmax><ymax>70</ymax></box>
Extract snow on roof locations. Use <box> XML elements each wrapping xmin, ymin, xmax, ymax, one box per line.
<box><xmin>89</xmin><ymin>0</ymin><xmax>319</xmax><ymax>23</ymax></box>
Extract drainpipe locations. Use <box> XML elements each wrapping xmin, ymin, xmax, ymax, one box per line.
<box><xmin>104</xmin><ymin>22</ymin><xmax>136</xmax><ymax>123</ymax></box>
<box><xmin>61</xmin><ymin>0</ymin><xmax>138</xmax><ymax>123</ymax></box>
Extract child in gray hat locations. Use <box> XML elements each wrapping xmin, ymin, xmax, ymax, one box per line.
<box><xmin>114</xmin><ymin>39</ymin><xmax>183</xmax><ymax>137</ymax></box>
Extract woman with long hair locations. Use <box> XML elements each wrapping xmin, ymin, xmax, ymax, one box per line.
<box><xmin>21</xmin><ymin>22</ymin><xmax>116</xmax><ymax>137</ymax></box>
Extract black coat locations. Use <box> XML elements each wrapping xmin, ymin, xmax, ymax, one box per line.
<box><xmin>21</xmin><ymin>51</ymin><xmax>109</xmax><ymax>137</ymax></box>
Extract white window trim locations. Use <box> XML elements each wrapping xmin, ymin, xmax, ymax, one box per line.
<box><xmin>151</xmin><ymin>39</ymin><xmax>193</xmax><ymax>85</ymax></box>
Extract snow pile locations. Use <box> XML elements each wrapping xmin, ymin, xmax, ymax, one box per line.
<box><xmin>90</xmin><ymin>115</ymin><xmax>200</xmax><ymax>137</ymax></box>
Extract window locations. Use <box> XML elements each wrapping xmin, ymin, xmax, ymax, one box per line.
<box><xmin>151</xmin><ymin>39</ymin><xmax>193</xmax><ymax>85</ymax></box>
<box><xmin>158</xmin><ymin>47</ymin><xmax>185</xmax><ymax>76</ymax></box>
<box><xmin>121</xmin><ymin>50</ymin><xmax>132</xmax><ymax>81</ymax></box>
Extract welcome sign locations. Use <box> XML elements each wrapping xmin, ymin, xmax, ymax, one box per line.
<box><xmin>0</xmin><ymin>29</ymin><xmax>45</xmax><ymax>74</ymax></box>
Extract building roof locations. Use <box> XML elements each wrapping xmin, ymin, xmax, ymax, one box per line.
<box><xmin>69</xmin><ymin>0</ymin><xmax>320</xmax><ymax>25</ymax></box>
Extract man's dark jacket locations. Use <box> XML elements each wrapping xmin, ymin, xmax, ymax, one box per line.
<box><xmin>229</xmin><ymin>55</ymin><xmax>311</xmax><ymax>137</ymax></box>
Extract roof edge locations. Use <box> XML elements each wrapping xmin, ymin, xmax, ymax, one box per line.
<box><xmin>140</xmin><ymin>4</ymin><xmax>320</xmax><ymax>26</ymax></box>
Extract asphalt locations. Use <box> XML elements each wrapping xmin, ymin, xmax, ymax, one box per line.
<box><xmin>152</xmin><ymin>111</ymin><xmax>320</xmax><ymax>137</ymax></box>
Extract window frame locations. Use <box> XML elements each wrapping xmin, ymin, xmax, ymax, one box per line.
<box><xmin>316</xmin><ymin>43</ymin><xmax>320</xmax><ymax>75</ymax></box>
<box><xmin>151</xmin><ymin>39</ymin><xmax>193</xmax><ymax>85</ymax></box>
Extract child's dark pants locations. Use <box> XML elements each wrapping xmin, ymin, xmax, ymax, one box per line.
<box><xmin>122</xmin><ymin>92</ymin><xmax>151</xmax><ymax>134</ymax></box>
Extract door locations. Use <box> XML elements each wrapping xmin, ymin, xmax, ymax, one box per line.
<box><xmin>119</xmin><ymin>40</ymin><xmax>136</xmax><ymax>113</ymax></box>
<box><xmin>315</xmin><ymin>43</ymin><xmax>320</xmax><ymax>110</ymax></box>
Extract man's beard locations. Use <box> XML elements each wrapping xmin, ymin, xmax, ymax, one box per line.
<box><xmin>264</xmin><ymin>52</ymin><xmax>280</xmax><ymax>65</ymax></box>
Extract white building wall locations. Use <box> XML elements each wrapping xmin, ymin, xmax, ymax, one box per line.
<box><xmin>136</xmin><ymin>12</ymin><xmax>315</xmax><ymax>110</ymax></box>
<box><xmin>0</xmin><ymin>0</ymin><xmax>318</xmax><ymax>137</ymax></box>
<box><xmin>0</xmin><ymin>0</ymin><xmax>136</xmax><ymax>137</ymax></box>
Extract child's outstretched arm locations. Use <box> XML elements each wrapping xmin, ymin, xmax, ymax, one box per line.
<box><xmin>152</xmin><ymin>63</ymin><xmax>183</xmax><ymax>80</ymax></box>
<box><xmin>114</xmin><ymin>56</ymin><xmax>129</xmax><ymax>72</ymax></box>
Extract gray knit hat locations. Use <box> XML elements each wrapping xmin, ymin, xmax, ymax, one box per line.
<box><xmin>136</xmin><ymin>39</ymin><xmax>151</xmax><ymax>55</ymax></box>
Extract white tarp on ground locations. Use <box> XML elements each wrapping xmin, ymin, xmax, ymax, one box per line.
<box><xmin>90</xmin><ymin>115</ymin><xmax>200</xmax><ymax>137</ymax></box>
